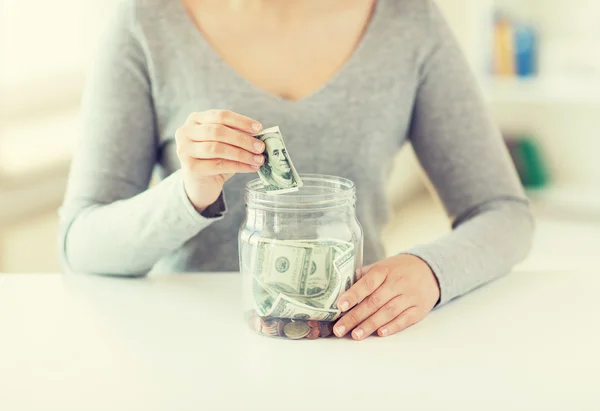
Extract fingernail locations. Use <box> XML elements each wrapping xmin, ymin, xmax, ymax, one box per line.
<box><xmin>334</xmin><ymin>325</ymin><xmax>345</xmax><ymax>337</ymax></box>
<box><xmin>354</xmin><ymin>329</ymin><xmax>364</xmax><ymax>339</ymax></box>
<box><xmin>380</xmin><ymin>328</ymin><xmax>388</xmax><ymax>336</ymax></box>
<box><xmin>252</xmin><ymin>123</ymin><xmax>262</xmax><ymax>132</ymax></box>
<box><xmin>339</xmin><ymin>301</ymin><xmax>349</xmax><ymax>311</ymax></box>
<box><xmin>254</xmin><ymin>141</ymin><xmax>264</xmax><ymax>152</ymax></box>
<box><xmin>254</xmin><ymin>155</ymin><xmax>264</xmax><ymax>164</ymax></box>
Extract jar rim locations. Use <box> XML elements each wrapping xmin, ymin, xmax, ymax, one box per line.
<box><xmin>245</xmin><ymin>174</ymin><xmax>356</xmax><ymax>210</ymax></box>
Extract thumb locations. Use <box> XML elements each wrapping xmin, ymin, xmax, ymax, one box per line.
<box><xmin>356</xmin><ymin>263</ymin><xmax>374</xmax><ymax>281</ymax></box>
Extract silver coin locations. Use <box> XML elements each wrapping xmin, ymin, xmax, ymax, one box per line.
<box><xmin>283</xmin><ymin>321</ymin><xmax>310</xmax><ymax>339</ymax></box>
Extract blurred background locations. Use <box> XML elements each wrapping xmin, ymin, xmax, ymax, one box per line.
<box><xmin>1</xmin><ymin>0</ymin><xmax>599</xmax><ymax>273</ymax></box>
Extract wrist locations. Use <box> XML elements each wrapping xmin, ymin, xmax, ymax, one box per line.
<box><xmin>182</xmin><ymin>182</ymin><xmax>211</xmax><ymax>214</ymax></box>
<box><xmin>199</xmin><ymin>191</ymin><xmax>227</xmax><ymax>219</ymax></box>
<box><xmin>400</xmin><ymin>252</ymin><xmax>442</xmax><ymax>307</ymax></box>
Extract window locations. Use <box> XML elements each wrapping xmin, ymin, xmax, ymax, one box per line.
<box><xmin>0</xmin><ymin>0</ymin><xmax>119</xmax><ymax>172</ymax></box>
<box><xmin>0</xmin><ymin>0</ymin><xmax>118</xmax><ymax>218</ymax></box>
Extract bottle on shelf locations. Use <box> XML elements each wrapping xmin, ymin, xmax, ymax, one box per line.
<box><xmin>492</xmin><ymin>11</ymin><xmax>515</xmax><ymax>77</ymax></box>
<box><xmin>504</xmin><ymin>133</ymin><xmax>549</xmax><ymax>189</ymax></box>
<box><xmin>491</xmin><ymin>9</ymin><xmax>537</xmax><ymax>78</ymax></box>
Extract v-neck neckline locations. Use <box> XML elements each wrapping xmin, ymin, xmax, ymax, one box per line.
<box><xmin>172</xmin><ymin>0</ymin><xmax>385</xmax><ymax>105</ymax></box>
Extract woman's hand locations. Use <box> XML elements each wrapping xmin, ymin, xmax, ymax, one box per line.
<box><xmin>333</xmin><ymin>255</ymin><xmax>441</xmax><ymax>340</ymax></box>
<box><xmin>175</xmin><ymin>110</ymin><xmax>265</xmax><ymax>212</ymax></box>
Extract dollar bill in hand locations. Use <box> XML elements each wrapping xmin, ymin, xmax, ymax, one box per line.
<box><xmin>253</xmin><ymin>126</ymin><xmax>303</xmax><ymax>194</ymax></box>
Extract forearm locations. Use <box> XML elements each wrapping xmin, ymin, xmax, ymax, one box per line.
<box><xmin>405</xmin><ymin>198</ymin><xmax>534</xmax><ymax>306</ymax></box>
<box><xmin>59</xmin><ymin>171</ymin><xmax>224</xmax><ymax>275</ymax></box>
<box><xmin>400</xmin><ymin>1</ymin><xmax>536</xmax><ymax>304</ymax></box>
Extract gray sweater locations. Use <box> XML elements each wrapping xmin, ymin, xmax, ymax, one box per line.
<box><xmin>58</xmin><ymin>0</ymin><xmax>534</xmax><ymax>306</ymax></box>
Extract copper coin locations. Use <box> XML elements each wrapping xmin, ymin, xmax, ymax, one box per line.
<box><xmin>262</xmin><ymin>320</ymin><xmax>282</xmax><ymax>337</ymax></box>
<box><xmin>246</xmin><ymin>311</ymin><xmax>261</xmax><ymax>332</ymax></box>
<box><xmin>319</xmin><ymin>322</ymin><xmax>335</xmax><ymax>338</ymax></box>
<box><xmin>306</xmin><ymin>328</ymin><xmax>320</xmax><ymax>340</ymax></box>
<box><xmin>253</xmin><ymin>317</ymin><xmax>264</xmax><ymax>333</ymax></box>
<box><xmin>307</xmin><ymin>320</ymin><xmax>319</xmax><ymax>329</ymax></box>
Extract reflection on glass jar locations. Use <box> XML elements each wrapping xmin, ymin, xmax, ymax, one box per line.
<box><xmin>239</xmin><ymin>174</ymin><xmax>363</xmax><ymax>340</ymax></box>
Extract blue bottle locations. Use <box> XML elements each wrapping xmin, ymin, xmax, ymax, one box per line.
<box><xmin>514</xmin><ymin>23</ymin><xmax>537</xmax><ymax>77</ymax></box>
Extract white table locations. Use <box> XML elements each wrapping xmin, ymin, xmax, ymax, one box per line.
<box><xmin>1</xmin><ymin>270</ymin><xmax>599</xmax><ymax>411</ymax></box>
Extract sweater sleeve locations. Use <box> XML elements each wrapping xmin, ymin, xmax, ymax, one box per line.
<box><xmin>403</xmin><ymin>1</ymin><xmax>535</xmax><ymax>306</ymax></box>
<box><xmin>57</xmin><ymin>1</ymin><xmax>224</xmax><ymax>276</ymax></box>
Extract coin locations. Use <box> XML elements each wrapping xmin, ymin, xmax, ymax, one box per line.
<box><xmin>253</xmin><ymin>317</ymin><xmax>263</xmax><ymax>333</ymax></box>
<box><xmin>319</xmin><ymin>322</ymin><xmax>334</xmax><ymax>338</ymax></box>
<box><xmin>307</xmin><ymin>320</ymin><xmax>319</xmax><ymax>329</ymax></box>
<box><xmin>306</xmin><ymin>328</ymin><xmax>320</xmax><ymax>340</ymax></box>
<box><xmin>277</xmin><ymin>320</ymin><xmax>286</xmax><ymax>337</ymax></box>
<box><xmin>283</xmin><ymin>321</ymin><xmax>311</xmax><ymax>339</ymax></box>
<box><xmin>246</xmin><ymin>311</ymin><xmax>263</xmax><ymax>333</ymax></box>
<box><xmin>262</xmin><ymin>320</ymin><xmax>281</xmax><ymax>337</ymax></box>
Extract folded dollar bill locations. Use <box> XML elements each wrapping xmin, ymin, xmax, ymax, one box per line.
<box><xmin>253</xmin><ymin>126</ymin><xmax>303</xmax><ymax>194</ymax></box>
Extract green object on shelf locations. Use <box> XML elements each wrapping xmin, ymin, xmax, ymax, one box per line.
<box><xmin>505</xmin><ymin>135</ymin><xmax>550</xmax><ymax>189</ymax></box>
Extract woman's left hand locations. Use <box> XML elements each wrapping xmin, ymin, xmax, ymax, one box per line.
<box><xmin>333</xmin><ymin>255</ymin><xmax>441</xmax><ymax>340</ymax></box>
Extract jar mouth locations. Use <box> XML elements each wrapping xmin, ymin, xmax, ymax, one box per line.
<box><xmin>245</xmin><ymin>174</ymin><xmax>356</xmax><ymax>210</ymax></box>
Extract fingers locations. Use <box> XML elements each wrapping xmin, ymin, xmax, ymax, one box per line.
<box><xmin>336</xmin><ymin>267</ymin><xmax>388</xmax><ymax>312</ymax></box>
<box><xmin>350</xmin><ymin>296</ymin><xmax>413</xmax><ymax>340</ymax></box>
<box><xmin>177</xmin><ymin>123</ymin><xmax>265</xmax><ymax>154</ymax></box>
<box><xmin>376</xmin><ymin>306</ymin><xmax>421</xmax><ymax>337</ymax></box>
<box><xmin>186</xmin><ymin>110</ymin><xmax>262</xmax><ymax>134</ymax></box>
<box><xmin>175</xmin><ymin>117</ymin><xmax>266</xmax><ymax>175</ymax></box>
<box><xmin>356</xmin><ymin>263</ymin><xmax>374</xmax><ymax>281</ymax></box>
<box><xmin>333</xmin><ymin>282</ymin><xmax>397</xmax><ymax>338</ymax></box>
<box><xmin>189</xmin><ymin>141</ymin><xmax>265</xmax><ymax>167</ymax></box>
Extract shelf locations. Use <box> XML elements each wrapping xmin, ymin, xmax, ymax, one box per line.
<box><xmin>0</xmin><ymin>169</ymin><xmax>69</xmax><ymax>225</ymax></box>
<box><xmin>527</xmin><ymin>185</ymin><xmax>600</xmax><ymax>220</ymax></box>
<box><xmin>482</xmin><ymin>76</ymin><xmax>600</xmax><ymax>104</ymax></box>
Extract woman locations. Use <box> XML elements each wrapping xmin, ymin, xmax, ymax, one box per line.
<box><xmin>59</xmin><ymin>0</ymin><xmax>534</xmax><ymax>340</ymax></box>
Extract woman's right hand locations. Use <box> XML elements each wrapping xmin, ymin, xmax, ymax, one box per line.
<box><xmin>175</xmin><ymin>110</ymin><xmax>265</xmax><ymax>213</ymax></box>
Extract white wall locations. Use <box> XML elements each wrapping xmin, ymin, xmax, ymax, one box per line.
<box><xmin>435</xmin><ymin>0</ymin><xmax>494</xmax><ymax>77</ymax></box>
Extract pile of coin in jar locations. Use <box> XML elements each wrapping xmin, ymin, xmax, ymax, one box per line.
<box><xmin>246</xmin><ymin>310</ymin><xmax>335</xmax><ymax>339</ymax></box>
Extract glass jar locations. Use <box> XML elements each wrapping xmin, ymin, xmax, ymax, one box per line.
<box><xmin>239</xmin><ymin>174</ymin><xmax>363</xmax><ymax>340</ymax></box>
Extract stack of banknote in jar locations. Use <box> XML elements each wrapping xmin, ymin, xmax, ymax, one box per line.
<box><xmin>242</xmin><ymin>234</ymin><xmax>356</xmax><ymax>339</ymax></box>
